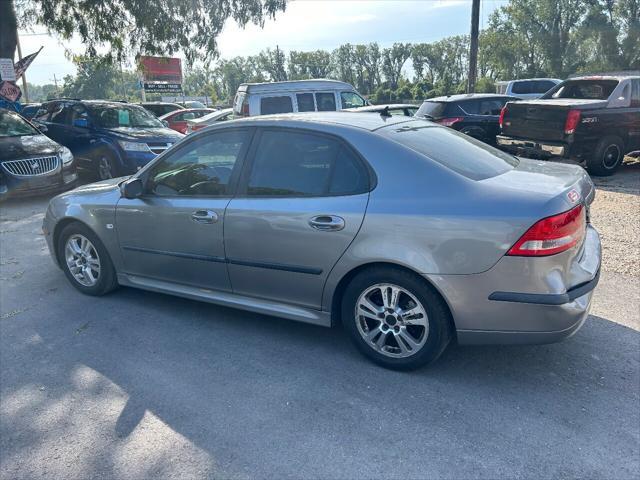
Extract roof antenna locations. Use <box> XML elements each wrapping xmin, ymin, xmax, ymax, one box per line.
<box><xmin>380</xmin><ymin>106</ymin><xmax>391</xmax><ymax>118</ymax></box>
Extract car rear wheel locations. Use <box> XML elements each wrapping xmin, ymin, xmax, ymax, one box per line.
<box><xmin>97</xmin><ymin>153</ymin><xmax>117</xmax><ymax>180</ymax></box>
<box><xmin>341</xmin><ymin>266</ymin><xmax>453</xmax><ymax>370</ymax></box>
<box><xmin>587</xmin><ymin>136</ymin><xmax>624</xmax><ymax>176</ymax></box>
<box><xmin>57</xmin><ymin>222</ymin><xmax>118</xmax><ymax>296</ymax></box>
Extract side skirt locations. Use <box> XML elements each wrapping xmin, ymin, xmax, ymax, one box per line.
<box><xmin>117</xmin><ymin>273</ymin><xmax>332</xmax><ymax>327</ymax></box>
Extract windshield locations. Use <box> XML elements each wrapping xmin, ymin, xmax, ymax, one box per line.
<box><xmin>0</xmin><ymin>110</ymin><xmax>39</xmax><ymax>137</ymax></box>
<box><xmin>89</xmin><ymin>104</ymin><xmax>164</xmax><ymax>129</ymax></box>
<box><xmin>544</xmin><ymin>79</ymin><xmax>619</xmax><ymax>100</ymax></box>
<box><xmin>380</xmin><ymin>121</ymin><xmax>518</xmax><ymax>181</ymax></box>
<box><xmin>415</xmin><ymin>101</ymin><xmax>447</xmax><ymax>118</ymax></box>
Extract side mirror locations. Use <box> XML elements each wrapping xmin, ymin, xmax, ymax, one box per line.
<box><xmin>36</xmin><ymin>123</ymin><xmax>48</xmax><ymax>133</ymax></box>
<box><xmin>122</xmin><ymin>177</ymin><xmax>143</xmax><ymax>199</ymax></box>
<box><xmin>73</xmin><ymin>118</ymin><xmax>89</xmax><ymax>128</ymax></box>
<box><xmin>162</xmin><ymin>120</ymin><xmax>169</xmax><ymax>127</ymax></box>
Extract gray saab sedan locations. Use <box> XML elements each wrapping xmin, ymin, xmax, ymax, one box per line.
<box><xmin>43</xmin><ymin>112</ymin><xmax>601</xmax><ymax>370</ymax></box>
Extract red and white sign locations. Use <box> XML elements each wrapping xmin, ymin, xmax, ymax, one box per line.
<box><xmin>0</xmin><ymin>81</ymin><xmax>21</xmax><ymax>102</ymax></box>
<box><xmin>139</xmin><ymin>56</ymin><xmax>182</xmax><ymax>83</ymax></box>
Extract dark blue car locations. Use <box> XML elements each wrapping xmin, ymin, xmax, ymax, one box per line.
<box><xmin>33</xmin><ymin>100</ymin><xmax>184</xmax><ymax>179</ymax></box>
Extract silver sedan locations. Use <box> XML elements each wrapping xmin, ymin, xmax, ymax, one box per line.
<box><xmin>42</xmin><ymin>112</ymin><xmax>601</xmax><ymax>369</ymax></box>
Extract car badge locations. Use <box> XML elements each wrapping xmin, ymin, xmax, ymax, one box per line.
<box><xmin>31</xmin><ymin>161</ymin><xmax>40</xmax><ymax>170</ymax></box>
<box><xmin>567</xmin><ymin>189</ymin><xmax>580</xmax><ymax>203</ymax></box>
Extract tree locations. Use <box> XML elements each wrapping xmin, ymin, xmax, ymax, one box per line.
<box><xmin>381</xmin><ymin>43</ymin><xmax>412</xmax><ymax>89</ymax></box>
<box><xmin>258</xmin><ymin>47</ymin><xmax>288</xmax><ymax>81</ymax></box>
<box><xmin>2</xmin><ymin>0</ymin><xmax>286</xmax><ymax>62</ymax></box>
<box><xmin>288</xmin><ymin>50</ymin><xmax>332</xmax><ymax>80</ymax></box>
<box><xmin>331</xmin><ymin>44</ymin><xmax>355</xmax><ymax>85</ymax></box>
<box><xmin>59</xmin><ymin>56</ymin><xmax>138</xmax><ymax>100</ymax></box>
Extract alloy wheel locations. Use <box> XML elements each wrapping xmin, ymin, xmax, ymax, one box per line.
<box><xmin>602</xmin><ymin>144</ymin><xmax>621</xmax><ymax>170</ymax></box>
<box><xmin>98</xmin><ymin>156</ymin><xmax>113</xmax><ymax>179</ymax></box>
<box><xmin>65</xmin><ymin>234</ymin><xmax>101</xmax><ymax>287</ymax></box>
<box><xmin>355</xmin><ymin>283</ymin><xmax>429</xmax><ymax>358</ymax></box>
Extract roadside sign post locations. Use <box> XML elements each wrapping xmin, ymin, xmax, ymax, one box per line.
<box><xmin>139</xmin><ymin>56</ymin><xmax>183</xmax><ymax>100</ymax></box>
<box><xmin>0</xmin><ymin>58</ymin><xmax>17</xmax><ymax>82</ymax></box>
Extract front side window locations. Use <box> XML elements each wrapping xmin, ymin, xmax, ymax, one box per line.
<box><xmin>147</xmin><ymin>129</ymin><xmax>250</xmax><ymax>197</ymax></box>
<box><xmin>0</xmin><ymin>110</ymin><xmax>39</xmax><ymax>137</ymax></box>
<box><xmin>296</xmin><ymin>93</ymin><xmax>315</xmax><ymax>112</ymax></box>
<box><xmin>315</xmin><ymin>92</ymin><xmax>337</xmax><ymax>111</ymax></box>
<box><xmin>246</xmin><ymin>130</ymin><xmax>368</xmax><ymax>197</ymax></box>
<box><xmin>341</xmin><ymin>91</ymin><xmax>366</xmax><ymax>109</ymax></box>
<box><xmin>260</xmin><ymin>96</ymin><xmax>293</xmax><ymax>115</ymax></box>
<box><xmin>89</xmin><ymin>105</ymin><xmax>164</xmax><ymax>129</ymax></box>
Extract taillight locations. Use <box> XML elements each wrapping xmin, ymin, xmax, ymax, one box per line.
<box><xmin>436</xmin><ymin>117</ymin><xmax>464</xmax><ymax>127</ymax></box>
<box><xmin>507</xmin><ymin>204</ymin><xmax>586</xmax><ymax>257</ymax></box>
<box><xmin>499</xmin><ymin>106</ymin><xmax>507</xmax><ymax>128</ymax></box>
<box><xmin>240</xmin><ymin>102</ymin><xmax>249</xmax><ymax>117</ymax></box>
<box><xmin>564</xmin><ymin>109</ymin><xmax>581</xmax><ymax>134</ymax></box>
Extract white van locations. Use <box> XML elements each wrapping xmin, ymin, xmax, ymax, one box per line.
<box><xmin>233</xmin><ymin>79</ymin><xmax>368</xmax><ymax>117</ymax></box>
<box><xmin>496</xmin><ymin>78</ymin><xmax>562</xmax><ymax>99</ymax></box>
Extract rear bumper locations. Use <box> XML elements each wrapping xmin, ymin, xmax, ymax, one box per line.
<box><xmin>497</xmin><ymin>135</ymin><xmax>566</xmax><ymax>157</ymax></box>
<box><xmin>426</xmin><ymin>224</ymin><xmax>601</xmax><ymax>345</ymax></box>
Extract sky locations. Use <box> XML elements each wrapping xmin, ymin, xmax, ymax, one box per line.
<box><xmin>17</xmin><ymin>0</ymin><xmax>506</xmax><ymax>86</ymax></box>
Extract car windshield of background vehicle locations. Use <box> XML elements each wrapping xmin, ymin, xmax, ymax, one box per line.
<box><xmin>89</xmin><ymin>105</ymin><xmax>164</xmax><ymax>129</ymax></box>
<box><xmin>0</xmin><ymin>111</ymin><xmax>39</xmax><ymax>137</ymax></box>
<box><xmin>340</xmin><ymin>91</ymin><xmax>366</xmax><ymax>109</ymax></box>
<box><xmin>382</xmin><ymin>122</ymin><xmax>519</xmax><ymax>181</ymax></box>
<box><xmin>548</xmin><ymin>80</ymin><xmax>619</xmax><ymax>100</ymax></box>
<box><xmin>415</xmin><ymin>101</ymin><xmax>448</xmax><ymax>118</ymax></box>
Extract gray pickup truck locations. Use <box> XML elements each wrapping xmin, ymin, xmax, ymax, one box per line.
<box><xmin>497</xmin><ymin>74</ymin><xmax>640</xmax><ymax>176</ymax></box>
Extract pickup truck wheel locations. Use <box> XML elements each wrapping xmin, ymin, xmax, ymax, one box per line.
<box><xmin>587</xmin><ymin>136</ymin><xmax>624</xmax><ymax>176</ymax></box>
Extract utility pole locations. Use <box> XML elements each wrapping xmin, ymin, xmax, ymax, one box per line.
<box><xmin>15</xmin><ymin>32</ymin><xmax>29</xmax><ymax>103</ymax></box>
<box><xmin>467</xmin><ymin>0</ymin><xmax>480</xmax><ymax>93</ymax></box>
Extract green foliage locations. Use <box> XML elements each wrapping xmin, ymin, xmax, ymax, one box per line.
<box><xmin>475</xmin><ymin>77</ymin><xmax>496</xmax><ymax>94</ymax></box>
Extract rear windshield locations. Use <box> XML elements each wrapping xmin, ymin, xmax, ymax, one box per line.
<box><xmin>545</xmin><ymin>80</ymin><xmax>619</xmax><ymax>100</ymax></box>
<box><xmin>380</xmin><ymin>123</ymin><xmax>519</xmax><ymax>181</ymax></box>
<box><xmin>415</xmin><ymin>101</ymin><xmax>448</xmax><ymax>118</ymax></box>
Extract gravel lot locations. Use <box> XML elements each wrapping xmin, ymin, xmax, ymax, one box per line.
<box><xmin>1</xmin><ymin>162</ymin><xmax>639</xmax><ymax>479</ymax></box>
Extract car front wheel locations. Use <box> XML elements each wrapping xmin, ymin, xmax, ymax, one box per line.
<box><xmin>341</xmin><ymin>266</ymin><xmax>453</xmax><ymax>370</ymax></box>
<box><xmin>57</xmin><ymin>222</ymin><xmax>118</xmax><ymax>296</ymax></box>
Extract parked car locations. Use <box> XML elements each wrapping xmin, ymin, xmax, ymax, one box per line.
<box><xmin>496</xmin><ymin>78</ymin><xmax>562</xmax><ymax>99</ymax></box>
<box><xmin>140</xmin><ymin>102</ymin><xmax>184</xmax><ymax>117</ymax></box>
<box><xmin>185</xmin><ymin>108</ymin><xmax>233</xmax><ymax>134</ymax></box>
<box><xmin>344</xmin><ymin>103</ymin><xmax>418</xmax><ymax>116</ymax></box>
<box><xmin>19</xmin><ymin>103</ymin><xmax>42</xmax><ymax>120</ymax></box>
<box><xmin>159</xmin><ymin>108</ymin><xmax>217</xmax><ymax>134</ymax></box>
<box><xmin>0</xmin><ymin>108</ymin><xmax>77</xmax><ymax>200</ymax></box>
<box><xmin>233</xmin><ymin>79</ymin><xmax>368</xmax><ymax>117</ymax></box>
<box><xmin>179</xmin><ymin>100</ymin><xmax>207</xmax><ymax>109</ymax></box>
<box><xmin>43</xmin><ymin>112</ymin><xmax>600</xmax><ymax>370</ymax></box>
<box><xmin>415</xmin><ymin>94</ymin><xmax>518</xmax><ymax>145</ymax></box>
<box><xmin>33</xmin><ymin>100</ymin><xmax>184</xmax><ymax>180</ymax></box>
<box><xmin>497</xmin><ymin>74</ymin><xmax>640</xmax><ymax>175</ymax></box>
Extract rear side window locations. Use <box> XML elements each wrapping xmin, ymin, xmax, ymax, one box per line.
<box><xmin>478</xmin><ymin>98</ymin><xmax>509</xmax><ymax>115</ymax></box>
<box><xmin>260</xmin><ymin>96</ymin><xmax>293</xmax><ymax>115</ymax></box>
<box><xmin>315</xmin><ymin>92</ymin><xmax>336</xmax><ymax>111</ymax></box>
<box><xmin>381</xmin><ymin>122</ymin><xmax>519</xmax><ymax>181</ymax></box>
<box><xmin>459</xmin><ymin>100</ymin><xmax>479</xmax><ymax>114</ymax></box>
<box><xmin>416</xmin><ymin>101</ymin><xmax>448</xmax><ymax>118</ymax></box>
<box><xmin>631</xmin><ymin>79</ymin><xmax>640</xmax><ymax>108</ymax></box>
<box><xmin>246</xmin><ymin>130</ymin><xmax>368</xmax><ymax>196</ymax></box>
<box><xmin>296</xmin><ymin>93</ymin><xmax>315</xmax><ymax>112</ymax></box>
<box><xmin>511</xmin><ymin>81</ymin><xmax>532</xmax><ymax>95</ymax></box>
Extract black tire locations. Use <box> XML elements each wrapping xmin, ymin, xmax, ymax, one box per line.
<box><xmin>341</xmin><ymin>266</ymin><xmax>453</xmax><ymax>370</ymax></box>
<box><xmin>96</xmin><ymin>151</ymin><xmax>118</xmax><ymax>180</ymax></box>
<box><xmin>587</xmin><ymin>135</ymin><xmax>624</xmax><ymax>176</ymax></box>
<box><xmin>57</xmin><ymin>222</ymin><xmax>118</xmax><ymax>296</ymax></box>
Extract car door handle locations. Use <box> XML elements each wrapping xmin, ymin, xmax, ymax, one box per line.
<box><xmin>191</xmin><ymin>210</ymin><xmax>218</xmax><ymax>224</ymax></box>
<box><xmin>309</xmin><ymin>215</ymin><xmax>345</xmax><ymax>231</ymax></box>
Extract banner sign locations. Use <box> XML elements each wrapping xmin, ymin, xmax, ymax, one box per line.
<box><xmin>0</xmin><ymin>58</ymin><xmax>16</xmax><ymax>81</ymax></box>
<box><xmin>14</xmin><ymin>47</ymin><xmax>43</xmax><ymax>81</ymax></box>
<box><xmin>0</xmin><ymin>81</ymin><xmax>22</xmax><ymax>102</ymax></box>
<box><xmin>139</xmin><ymin>56</ymin><xmax>182</xmax><ymax>83</ymax></box>
<box><xmin>143</xmin><ymin>82</ymin><xmax>183</xmax><ymax>93</ymax></box>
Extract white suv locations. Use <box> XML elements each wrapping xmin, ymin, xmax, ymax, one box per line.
<box><xmin>233</xmin><ymin>79</ymin><xmax>368</xmax><ymax>117</ymax></box>
<box><xmin>496</xmin><ymin>78</ymin><xmax>562</xmax><ymax>99</ymax></box>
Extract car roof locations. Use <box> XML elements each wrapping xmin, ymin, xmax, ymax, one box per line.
<box><xmin>565</xmin><ymin>74</ymin><xmax>639</xmax><ymax>81</ymax></box>
<box><xmin>496</xmin><ymin>78</ymin><xmax>562</xmax><ymax>84</ymax></box>
<box><xmin>159</xmin><ymin>108</ymin><xmax>215</xmax><ymax>119</ymax></box>
<box><xmin>222</xmin><ymin>111</ymin><xmax>417</xmax><ymax>132</ymax></box>
<box><xmin>344</xmin><ymin>104</ymin><xmax>417</xmax><ymax>112</ymax></box>
<box><xmin>423</xmin><ymin>93</ymin><xmax>517</xmax><ymax>103</ymax></box>
<box><xmin>238</xmin><ymin>79</ymin><xmax>355</xmax><ymax>93</ymax></box>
